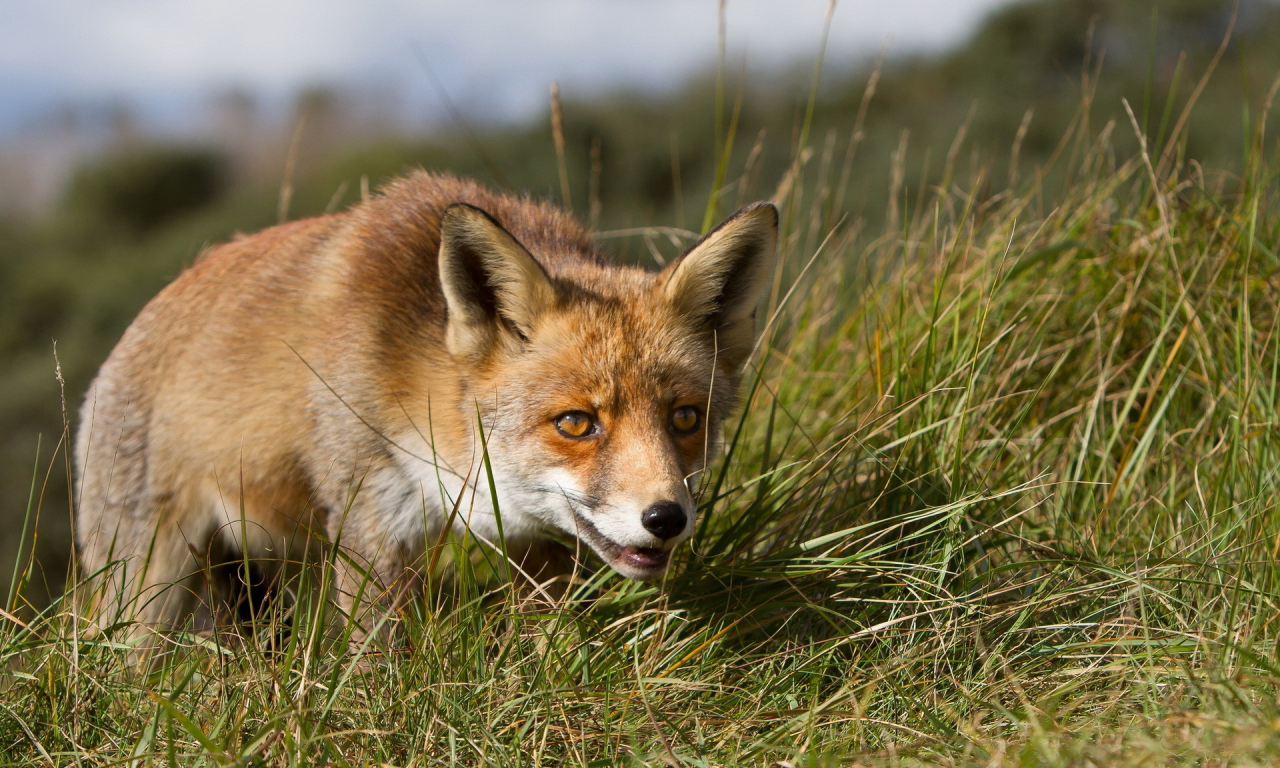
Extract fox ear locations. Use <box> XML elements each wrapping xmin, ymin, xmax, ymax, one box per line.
<box><xmin>660</xmin><ymin>202</ymin><xmax>778</xmax><ymax>367</ymax></box>
<box><xmin>439</xmin><ymin>203</ymin><xmax>556</xmax><ymax>360</ymax></box>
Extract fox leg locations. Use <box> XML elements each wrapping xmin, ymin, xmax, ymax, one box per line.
<box><xmin>508</xmin><ymin>539</ymin><xmax>583</xmax><ymax>603</ymax></box>
<box><xmin>79</xmin><ymin>506</ymin><xmax>204</xmax><ymax>646</ymax></box>
<box><xmin>325</xmin><ymin>499</ymin><xmax>425</xmax><ymax>647</ymax></box>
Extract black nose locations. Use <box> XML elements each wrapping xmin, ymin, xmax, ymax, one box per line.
<box><xmin>641</xmin><ymin>501</ymin><xmax>687</xmax><ymax>541</ymax></box>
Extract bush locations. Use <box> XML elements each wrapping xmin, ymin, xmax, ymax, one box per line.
<box><xmin>60</xmin><ymin>146</ymin><xmax>229</xmax><ymax>237</ymax></box>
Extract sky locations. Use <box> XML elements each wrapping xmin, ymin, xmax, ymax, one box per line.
<box><xmin>0</xmin><ymin>0</ymin><xmax>1016</xmax><ymax>137</ymax></box>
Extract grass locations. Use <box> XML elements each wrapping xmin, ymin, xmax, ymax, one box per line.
<box><xmin>7</xmin><ymin>59</ymin><xmax>1280</xmax><ymax>767</ymax></box>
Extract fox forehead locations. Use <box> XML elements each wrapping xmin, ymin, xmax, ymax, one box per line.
<box><xmin>492</xmin><ymin>288</ymin><xmax>720</xmax><ymax>414</ymax></box>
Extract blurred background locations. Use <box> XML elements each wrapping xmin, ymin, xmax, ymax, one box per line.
<box><xmin>0</xmin><ymin>0</ymin><xmax>1273</xmax><ymax>604</ymax></box>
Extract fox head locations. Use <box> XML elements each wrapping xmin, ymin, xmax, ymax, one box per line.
<box><xmin>437</xmin><ymin>201</ymin><xmax>778</xmax><ymax>579</ymax></box>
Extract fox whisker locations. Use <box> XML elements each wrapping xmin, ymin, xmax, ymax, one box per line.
<box><xmin>524</xmin><ymin>483</ymin><xmax>606</xmax><ymax>513</ymax></box>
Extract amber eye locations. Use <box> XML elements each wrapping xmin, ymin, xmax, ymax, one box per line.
<box><xmin>671</xmin><ymin>406</ymin><xmax>700</xmax><ymax>435</ymax></box>
<box><xmin>554</xmin><ymin>411</ymin><xmax>596</xmax><ymax>439</ymax></box>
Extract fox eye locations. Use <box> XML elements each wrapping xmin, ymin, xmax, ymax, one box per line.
<box><xmin>554</xmin><ymin>411</ymin><xmax>596</xmax><ymax>439</ymax></box>
<box><xmin>671</xmin><ymin>406</ymin><xmax>700</xmax><ymax>435</ymax></box>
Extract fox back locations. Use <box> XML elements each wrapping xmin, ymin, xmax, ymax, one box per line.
<box><xmin>74</xmin><ymin>172</ymin><xmax>777</xmax><ymax>637</ymax></box>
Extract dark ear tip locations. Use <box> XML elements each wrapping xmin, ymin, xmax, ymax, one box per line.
<box><xmin>443</xmin><ymin>202</ymin><xmax>484</xmax><ymax>216</ymax></box>
<box><xmin>442</xmin><ymin>202</ymin><xmax>500</xmax><ymax>230</ymax></box>
<box><xmin>737</xmin><ymin>201</ymin><xmax>779</xmax><ymax>227</ymax></box>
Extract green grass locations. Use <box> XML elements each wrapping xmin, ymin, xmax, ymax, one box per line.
<box><xmin>8</xmin><ymin>64</ymin><xmax>1280</xmax><ymax>767</ymax></box>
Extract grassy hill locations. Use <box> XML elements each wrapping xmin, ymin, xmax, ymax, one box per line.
<box><xmin>6</xmin><ymin>0</ymin><xmax>1280</xmax><ymax>762</ymax></box>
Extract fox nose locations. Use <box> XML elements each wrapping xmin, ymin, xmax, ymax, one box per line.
<box><xmin>641</xmin><ymin>501</ymin><xmax>688</xmax><ymax>541</ymax></box>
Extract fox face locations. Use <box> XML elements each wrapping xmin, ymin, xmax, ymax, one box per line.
<box><xmin>436</xmin><ymin>202</ymin><xmax>778</xmax><ymax>579</ymax></box>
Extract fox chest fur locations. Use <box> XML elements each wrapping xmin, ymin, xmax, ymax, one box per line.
<box><xmin>74</xmin><ymin>172</ymin><xmax>777</xmax><ymax>633</ymax></box>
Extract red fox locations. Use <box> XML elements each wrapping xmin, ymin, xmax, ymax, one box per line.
<box><xmin>75</xmin><ymin>172</ymin><xmax>777</xmax><ymax>638</ymax></box>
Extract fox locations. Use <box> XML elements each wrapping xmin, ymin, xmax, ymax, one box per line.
<box><xmin>74</xmin><ymin>171</ymin><xmax>778</xmax><ymax>640</ymax></box>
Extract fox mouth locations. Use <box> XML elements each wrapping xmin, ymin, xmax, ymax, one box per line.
<box><xmin>618</xmin><ymin>546</ymin><xmax>669</xmax><ymax>570</ymax></box>
<box><xmin>569</xmin><ymin>510</ymin><xmax>671</xmax><ymax>579</ymax></box>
